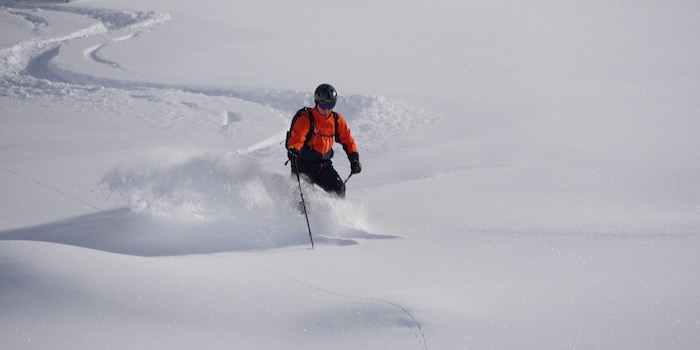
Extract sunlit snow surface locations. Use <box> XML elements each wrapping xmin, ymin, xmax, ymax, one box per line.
<box><xmin>1</xmin><ymin>0</ymin><xmax>699</xmax><ymax>349</ymax></box>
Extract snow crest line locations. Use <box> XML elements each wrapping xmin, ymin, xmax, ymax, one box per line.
<box><xmin>219</xmin><ymin>256</ymin><xmax>429</xmax><ymax>350</ymax></box>
<box><xmin>0</xmin><ymin>166</ymin><xmax>103</xmax><ymax>211</ymax></box>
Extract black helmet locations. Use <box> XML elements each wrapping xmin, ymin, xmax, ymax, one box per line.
<box><xmin>314</xmin><ymin>84</ymin><xmax>337</xmax><ymax>107</ymax></box>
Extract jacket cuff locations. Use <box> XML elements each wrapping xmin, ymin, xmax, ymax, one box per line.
<box><xmin>348</xmin><ymin>152</ymin><xmax>359</xmax><ymax>162</ymax></box>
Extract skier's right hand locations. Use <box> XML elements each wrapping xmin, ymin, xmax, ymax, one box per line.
<box><xmin>287</xmin><ymin>147</ymin><xmax>300</xmax><ymax>162</ymax></box>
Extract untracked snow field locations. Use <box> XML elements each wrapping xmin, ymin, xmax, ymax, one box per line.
<box><xmin>1</xmin><ymin>0</ymin><xmax>699</xmax><ymax>349</ymax></box>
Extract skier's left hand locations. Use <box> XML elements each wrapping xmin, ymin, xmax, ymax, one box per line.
<box><xmin>349</xmin><ymin>153</ymin><xmax>362</xmax><ymax>174</ymax></box>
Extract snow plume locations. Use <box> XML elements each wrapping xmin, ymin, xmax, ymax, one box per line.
<box><xmin>101</xmin><ymin>148</ymin><xmax>274</xmax><ymax>219</ymax></box>
<box><xmin>99</xmin><ymin>148</ymin><xmax>375</xmax><ymax>251</ymax></box>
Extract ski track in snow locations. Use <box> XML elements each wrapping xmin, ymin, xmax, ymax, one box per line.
<box><xmin>1</xmin><ymin>1</ymin><xmax>433</xmax><ymax>150</ymax></box>
<box><xmin>214</xmin><ymin>254</ymin><xmax>429</xmax><ymax>350</ymax></box>
<box><xmin>83</xmin><ymin>42</ymin><xmax>123</xmax><ymax>69</ymax></box>
<box><xmin>0</xmin><ymin>2</ymin><xmax>430</xmax><ymax>347</ymax></box>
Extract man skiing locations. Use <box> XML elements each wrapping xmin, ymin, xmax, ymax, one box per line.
<box><xmin>286</xmin><ymin>83</ymin><xmax>362</xmax><ymax>198</ymax></box>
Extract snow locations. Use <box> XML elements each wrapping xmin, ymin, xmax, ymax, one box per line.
<box><xmin>1</xmin><ymin>0</ymin><xmax>699</xmax><ymax>349</ymax></box>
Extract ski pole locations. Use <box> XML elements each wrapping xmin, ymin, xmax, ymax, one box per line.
<box><xmin>344</xmin><ymin>173</ymin><xmax>353</xmax><ymax>184</ymax></box>
<box><xmin>293</xmin><ymin>159</ymin><xmax>314</xmax><ymax>248</ymax></box>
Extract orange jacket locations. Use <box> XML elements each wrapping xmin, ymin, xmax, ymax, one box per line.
<box><xmin>287</xmin><ymin>107</ymin><xmax>358</xmax><ymax>162</ymax></box>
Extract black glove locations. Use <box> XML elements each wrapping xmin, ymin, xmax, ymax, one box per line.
<box><xmin>348</xmin><ymin>152</ymin><xmax>362</xmax><ymax>174</ymax></box>
<box><xmin>287</xmin><ymin>147</ymin><xmax>299</xmax><ymax>162</ymax></box>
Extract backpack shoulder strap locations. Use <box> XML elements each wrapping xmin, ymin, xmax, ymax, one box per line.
<box><xmin>332</xmin><ymin>111</ymin><xmax>340</xmax><ymax>142</ymax></box>
<box><xmin>286</xmin><ymin>107</ymin><xmax>314</xmax><ymax>149</ymax></box>
<box><xmin>304</xmin><ymin>107</ymin><xmax>315</xmax><ymax>144</ymax></box>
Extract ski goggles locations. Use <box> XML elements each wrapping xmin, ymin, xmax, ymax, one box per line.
<box><xmin>318</xmin><ymin>102</ymin><xmax>335</xmax><ymax>110</ymax></box>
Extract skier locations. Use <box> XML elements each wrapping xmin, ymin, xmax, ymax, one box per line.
<box><xmin>286</xmin><ymin>83</ymin><xmax>362</xmax><ymax>198</ymax></box>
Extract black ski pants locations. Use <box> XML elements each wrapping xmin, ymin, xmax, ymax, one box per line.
<box><xmin>292</xmin><ymin>160</ymin><xmax>345</xmax><ymax>198</ymax></box>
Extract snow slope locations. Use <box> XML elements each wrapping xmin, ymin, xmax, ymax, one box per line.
<box><xmin>1</xmin><ymin>0</ymin><xmax>699</xmax><ymax>349</ymax></box>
